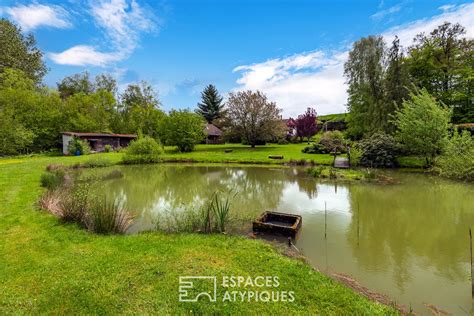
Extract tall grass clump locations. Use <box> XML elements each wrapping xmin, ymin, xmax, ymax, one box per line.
<box><xmin>86</xmin><ymin>198</ymin><xmax>133</xmax><ymax>234</ymax></box>
<box><xmin>209</xmin><ymin>192</ymin><xmax>232</xmax><ymax>233</ymax></box>
<box><xmin>122</xmin><ymin>136</ymin><xmax>163</xmax><ymax>164</ymax></box>
<box><xmin>81</xmin><ymin>157</ymin><xmax>113</xmax><ymax>168</ymax></box>
<box><xmin>40</xmin><ymin>168</ymin><xmax>66</xmax><ymax>190</ymax></box>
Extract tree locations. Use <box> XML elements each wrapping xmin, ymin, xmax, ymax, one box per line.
<box><xmin>57</xmin><ymin>72</ymin><xmax>94</xmax><ymax>98</ymax></box>
<box><xmin>0</xmin><ymin>19</ymin><xmax>47</xmax><ymax>84</ymax></box>
<box><xmin>295</xmin><ymin>107</ymin><xmax>318</xmax><ymax>141</ymax></box>
<box><xmin>119</xmin><ymin>81</ymin><xmax>164</xmax><ymax>139</ymax></box>
<box><xmin>94</xmin><ymin>73</ymin><xmax>117</xmax><ymax>95</ymax></box>
<box><xmin>226</xmin><ymin>90</ymin><xmax>283</xmax><ymax>147</ymax></box>
<box><xmin>407</xmin><ymin>22</ymin><xmax>474</xmax><ymax>123</ymax></box>
<box><xmin>344</xmin><ymin>36</ymin><xmax>386</xmax><ymax>137</ymax></box>
<box><xmin>384</xmin><ymin>36</ymin><xmax>409</xmax><ymax>133</ymax></box>
<box><xmin>162</xmin><ymin>110</ymin><xmax>206</xmax><ymax>152</ymax></box>
<box><xmin>394</xmin><ymin>88</ymin><xmax>451</xmax><ymax>166</ymax></box>
<box><xmin>196</xmin><ymin>84</ymin><xmax>225</xmax><ymax>123</ymax></box>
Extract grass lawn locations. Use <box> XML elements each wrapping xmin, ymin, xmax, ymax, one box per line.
<box><xmin>0</xmin><ymin>154</ymin><xmax>397</xmax><ymax>314</ymax></box>
<box><xmin>161</xmin><ymin>143</ymin><xmax>335</xmax><ymax>165</ymax></box>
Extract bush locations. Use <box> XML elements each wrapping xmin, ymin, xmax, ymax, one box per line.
<box><xmin>302</xmin><ymin>143</ymin><xmax>328</xmax><ymax>154</ymax></box>
<box><xmin>359</xmin><ymin>133</ymin><xmax>400</xmax><ymax>168</ymax></box>
<box><xmin>67</xmin><ymin>137</ymin><xmax>90</xmax><ymax>155</ymax></box>
<box><xmin>319</xmin><ymin>131</ymin><xmax>346</xmax><ymax>153</ymax></box>
<box><xmin>104</xmin><ymin>144</ymin><xmax>112</xmax><ymax>153</ymax></box>
<box><xmin>302</xmin><ymin>131</ymin><xmax>346</xmax><ymax>154</ymax></box>
<box><xmin>277</xmin><ymin>138</ymin><xmax>289</xmax><ymax>145</ymax></box>
<box><xmin>435</xmin><ymin>130</ymin><xmax>474</xmax><ymax>181</ymax></box>
<box><xmin>122</xmin><ymin>136</ymin><xmax>163</xmax><ymax>164</ymax></box>
<box><xmin>349</xmin><ymin>145</ymin><xmax>362</xmax><ymax>167</ymax></box>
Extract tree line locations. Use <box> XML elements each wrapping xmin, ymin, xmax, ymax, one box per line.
<box><xmin>345</xmin><ymin>22</ymin><xmax>473</xmax><ymax>138</ymax></box>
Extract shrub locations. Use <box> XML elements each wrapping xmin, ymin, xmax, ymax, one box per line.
<box><xmin>302</xmin><ymin>143</ymin><xmax>328</xmax><ymax>154</ymax></box>
<box><xmin>349</xmin><ymin>145</ymin><xmax>362</xmax><ymax>167</ymax></box>
<box><xmin>319</xmin><ymin>131</ymin><xmax>346</xmax><ymax>153</ymax></box>
<box><xmin>435</xmin><ymin>130</ymin><xmax>474</xmax><ymax>181</ymax></box>
<box><xmin>302</xmin><ymin>131</ymin><xmax>346</xmax><ymax>154</ymax></box>
<box><xmin>307</xmin><ymin>166</ymin><xmax>324</xmax><ymax>178</ymax></box>
<box><xmin>67</xmin><ymin>137</ymin><xmax>91</xmax><ymax>155</ymax></box>
<box><xmin>122</xmin><ymin>136</ymin><xmax>163</xmax><ymax>164</ymax></box>
<box><xmin>104</xmin><ymin>144</ymin><xmax>112</xmax><ymax>153</ymax></box>
<box><xmin>277</xmin><ymin>138</ymin><xmax>289</xmax><ymax>145</ymax></box>
<box><xmin>359</xmin><ymin>132</ymin><xmax>400</xmax><ymax>168</ymax></box>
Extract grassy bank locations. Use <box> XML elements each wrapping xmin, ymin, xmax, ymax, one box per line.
<box><xmin>0</xmin><ymin>154</ymin><xmax>396</xmax><ymax>314</ymax></box>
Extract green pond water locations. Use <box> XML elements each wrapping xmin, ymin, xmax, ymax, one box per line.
<box><xmin>88</xmin><ymin>164</ymin><xmax>474</xmax><ymax>314</ymax></box>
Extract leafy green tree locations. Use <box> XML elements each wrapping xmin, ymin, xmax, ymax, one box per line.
<box><xmin>384</xmin><ymin>36</ymin><xmax>409</xmax><ymax>133</ymax></box>
<box><xmin>57</xmin><ymin>72</ymin><xmax>94</xmax><ymax>98</ymax></box>
<box><xmin>0</xmin><ymin>19</ymin><xmax>47</xmax><ymax>84</ymax></box>
<box><xmin>407</xmin><ymin>22</ymin><xmax>474</xmax><ymax>123</ymax></box>
<box><xmin>394</xmin><ymin>88</ymin><xmax>452</xmax><ymax>166</ymax></box>
<box><xmin>196</xmin><ymin>84</ymin><xmax>225</xmax><ymax>123</ymax></box>
<box><xmin>0</xmin><ymin>108</ymin><xmax>35</xmax><ymax>156</ymax></box>
<box><xmin>94</xmin><ymin>73</ymin><xmax>117</xmax><ymax>95</ymax></box>
<box><xmin>436</xmin><ymin>130</ymin><xmax>474</xmax><ymax>181</ymax></box>
<box><xmin>226</xmin><ymin>90</ymin><xmax>283</xmax><ymax>148</ymax></box>
<box><xmin>344</xmin><ymin>36</ymin><xmax>386</xmax><ymax>137</ymax></box>
<box><xmin>162</xmin><ymin>110</ymin><xmax>206</xmax><ymax>152</ymax></box>
<box><xmin>119</xmin><ymin>81</ymin><xmax>164</xmax><ymax>139</ymax></box>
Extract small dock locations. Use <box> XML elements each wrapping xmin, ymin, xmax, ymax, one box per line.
<box><xmin>334</xmin><ymin>157</ymin><xmax>350</xmax><ymax>169</ymax></box>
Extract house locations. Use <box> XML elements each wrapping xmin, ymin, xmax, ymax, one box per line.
<box><xmin>61</xmin><ymin>132</ymin><xmax>137</xmax><ymax>155</ymax></box>
<box><xmin>204</xmin><ymin>123</ymin><xmax>223</xmax><ymax>144</ymax></box>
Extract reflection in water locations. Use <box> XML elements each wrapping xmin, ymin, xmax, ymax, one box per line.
<box><xmin>89</xmin><ymin>165</ymin><xmax>474</xmax><ymax>314</ymax></box>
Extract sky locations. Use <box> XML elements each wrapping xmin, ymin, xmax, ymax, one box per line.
<box><xmin>1</xmin><ymin>0</ymin><xmax>473</xmax><ymax>117</ymax></box>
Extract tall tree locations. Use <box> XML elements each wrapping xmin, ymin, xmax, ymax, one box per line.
<box><xmin>384</xmin><ymin>36</ymin><xmax>409</xmax><ymax>133</ymax></box>
<box><xmin>226</xmin><ymin>90</ymin><xmax>283</xmax><ymax>148</ymax></box>
<box><xmin>295</xmin><ymin>107</ymin><xmax>318</xmax><ymax>141</ymax></box>
<box><xmin>57</xmin><ymin>72</ymin><xmax>94</xmax><ymax>98</ymax></box>
<box><xmin>344</xmin><ymin>35</ymin><xmax>386</xmax><ymax>138</ymax></box>
<box><xmin>0</xmin><ymin>19</ymin><xmax>47</xmax><ymax>84</ymax></box>
<box><xmin>407</xmin><ymin>22</ymin><xmax>474</xmax><ymax>123</ymax></box>
<box><xmin>196</xmin><ymin>84</ymin><xmax>224</xmax><ymax>123</ymax></box>
<box><xmin>119</xmin><ymin>81</ymin><xmax>164</xmax><ymax>139</ymax></box>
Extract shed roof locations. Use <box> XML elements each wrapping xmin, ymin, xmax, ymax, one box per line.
<box><xmin>205</xmin><ymin>124</ymin><xmax>223</xmax><ymax>137</ymax></box>
<box><xmin>61</xmin><ymin>132</ymin><xmax>137</xmax><ymax>138</ymax></box>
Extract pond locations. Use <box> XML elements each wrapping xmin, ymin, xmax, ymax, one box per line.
<box><xmin>88</xmin><ymin>164</ymin><xmax>474</xmax><ymax>314</ymax></box>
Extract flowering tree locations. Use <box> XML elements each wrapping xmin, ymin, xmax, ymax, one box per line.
<box><xmin>295</xmin><ymin>107</ymin><xmax>318</xmax><ymax>141</ymax></box>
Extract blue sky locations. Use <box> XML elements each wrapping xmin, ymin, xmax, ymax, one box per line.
<box><xmin>1</xmin><ymin>0</ymin><xmax>473</xmax><ymax>117</ymax></box>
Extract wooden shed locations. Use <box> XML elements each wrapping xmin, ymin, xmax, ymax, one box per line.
<box><xmin>61</xmin><ymin>132</ymin><xmax>137</xmax><ymax>155</ymax></box>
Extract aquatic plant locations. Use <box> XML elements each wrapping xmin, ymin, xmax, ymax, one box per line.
<box><xmin>209</xmin><ymin>192</ymin><xmax>232</xmax><ymax>233</ymax></box>
<box><xmin>81</xmin><ymin>157</ymin><xmax>113</xmax><ymax>168</ymax></box>
<box><xmin>40</xmin><ymin>169</ymin><xmax>65</xmax><ymax>190</ymax></box>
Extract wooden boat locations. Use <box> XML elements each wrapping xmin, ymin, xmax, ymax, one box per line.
<box><xmin>252</xmin><ymin>211</ymin><xmax>302</xmax><ymax>237</ymax></box>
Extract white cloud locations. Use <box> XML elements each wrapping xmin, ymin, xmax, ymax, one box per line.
<box><xmin>48</xmin><ymin>45</ymin><xmax>123</xmax><ymax>67</ymax></box>
<box><xmin>2</xmin><ymin>4</ymin><xmax>71</xmax><ymax>31</ymax></box>
<box><xmin>371</xmin><ymin>5</ymin><xmax>402</xmax><ymax>21</ymax></box>
<box><xmin>233</xmin><ymin>3</ymin><xmax>474</xmax><ymax>117</ymax></box>
<box><xmin>49</xmin><ymin>0</ymin><xmax>156</xmax><ymax>67</ymax></box>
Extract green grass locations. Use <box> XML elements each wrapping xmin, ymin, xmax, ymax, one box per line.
<box><xmin>160</xmin><ymin>143</ymin><xmax>334</xmax><ymax>165</ymax></box>
<box><xmin>318</xmin><ymin>113</ymin><xmax>347</xmax><ymax>122</ymax></box>
<box><xmin>0</xmin><ymin>154</ymin><xmax>396</xmax><ymax>314</ymax></box>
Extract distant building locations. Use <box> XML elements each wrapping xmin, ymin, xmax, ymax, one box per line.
<box><xmin>204</xmin><ymin>123</ymin><xmax>223</xmax><ymax>144</ymax></box>
<box><xmin>61</xmin><ymin>132</ymin><xmax>137</xmax><ymax>155</ymax></box>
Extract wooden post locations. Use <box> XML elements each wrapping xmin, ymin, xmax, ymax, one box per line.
<box><xmin>325</xmin><ymin>202</ymin><xmax>327</xmax><ymax>239</ymax></box>
<box><xmin>358</xmin><ymin>201</ymin><xmax>361</xmax><ymax>246</ymax></box>
<box><xmin>470</xmin><ymin>228</ymin><xmax>473</xmax><ymax>299</ymax></box>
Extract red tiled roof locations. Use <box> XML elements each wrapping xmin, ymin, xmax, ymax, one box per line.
<box><xmin>61</xmin><ymin>132</ymin><xmax>137</xmax><ymax>138</ymax></box>
<box><xmin>205</xmin><ymin>124</ymin><xmax>223</xmax><ymax>136</ymax></box>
